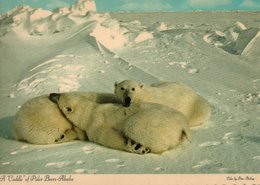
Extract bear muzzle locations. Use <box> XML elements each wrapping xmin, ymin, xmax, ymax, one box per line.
<box><xmin>124</xmin><ymin>96</ymin><xmax>131</xmax><ymax>107</ymax></box>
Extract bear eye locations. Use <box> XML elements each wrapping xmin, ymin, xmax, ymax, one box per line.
<box><xmin>121</xmin><ymin>87</ymin><xmax>125</xmax><ymax>91</ymax></box>
<box><xmin>65</xmin><ymin>106</ymin><xmax>73</xmax><ymax>113</ymax></box>
<box><xmin>132</xmin><ymin>88</ymin><xmax>135</xmax><ymax>91</ymax></box>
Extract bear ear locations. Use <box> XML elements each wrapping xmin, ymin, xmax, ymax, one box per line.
<box><xmin>140</xmin><ymin>83</ymin><xmax>144</xmax><ymax>89</ymax></box>
<box><xmin>49</xmin><ymin>93</ymin><xmax>60</xmax><ymax>103</ymax></box>
<box><xmin>114</xmin><ymin>82</ymin><xmax>118</xmax><ymax>87</ymax></box>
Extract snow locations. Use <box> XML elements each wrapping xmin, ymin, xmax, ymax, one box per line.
<box><xmin>235</xmin><ymin>28</ymin><xmax>260</xmax><ymax>55</ymax></box>
<box><xmin>134</xmin><ymin>31</ymin><xmax>153</xmax><ymax>43</ymax></box>
<box><xmin>203</xmin><ymin>21</ymin><xmax>260</xmax><ymax>55</ymax></box>
<box><xmin>71</xmin><ymin>0</ymin><xmax>96</xmax><ymax>16</ymax></box>
<box><xmin>90</xmin><ymin>19</ymin><xmax>129</xmax><ymax>50</ymax></box>
<box><xmin>0</xmin><ymin>1</ymin><xmax>260</xmax><ymax>174</ymax></box>
<box><xmin>30</xmin><ymin>9</ymin><xmax>53</xmax><ymax>22</ymax></box>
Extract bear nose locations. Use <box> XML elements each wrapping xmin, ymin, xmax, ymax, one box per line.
<box><xmin>49</xmin><ymin>93</ymin><xmax>61</xmax><ymax>103</ymax></box>
<box><xmin>124</xmin><ymin>96</ymin><xmax>131</xmax><ymax>107</ymax></box>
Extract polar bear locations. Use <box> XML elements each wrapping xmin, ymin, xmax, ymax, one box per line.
<box><xmin>12</xmin><ymin>95</ymin><xmax>87</xmax><ymax>144</ymax></box>
<box><xmin>114</xmin><ymin>80</ymin><xmax>211</xmax><ymax>127</ymax></box>
<box><xmin>49</xmin><ymin>92</ymin><xmax>191</xmax><ymax>154</ymax></box>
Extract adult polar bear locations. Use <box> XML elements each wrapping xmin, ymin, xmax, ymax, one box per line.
<box><xmin>49</xmin><ymin>92</ymin><xmax>191</xmax><ymax>154</ymax></box>
<box><xmin>13</xmin><ymin>92</ymin><xmax>120</xmax><ymax>144</ymax></box>
<box><xmin>114</xmin><ymin>80</ymin><xmax>211</xmax><ymax>127</ymax></box>
<box><xmin>12</xmin><ymin>95</ymin><xmax>87</xmax><ymax>144</ymax></box>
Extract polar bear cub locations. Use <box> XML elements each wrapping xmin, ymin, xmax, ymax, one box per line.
<box><xmin>49</xmin><ymin>92</ymin><xmax>191</xmax><ymax>154</ymax></box>
<box><xmin>114</xmin><ymin>80</ymin><xmax>211</xmax><ymax>127</ymax></box>
<box><xmin>12</xmin><ymin>95</ymin><xmax>87</xmax><ymax>144</ymax></box>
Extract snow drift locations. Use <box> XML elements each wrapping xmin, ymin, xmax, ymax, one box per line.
<box><xmin>203</xmin><ymin>21</ymin><xmax>260</xmax><ymax>55</ymax></box>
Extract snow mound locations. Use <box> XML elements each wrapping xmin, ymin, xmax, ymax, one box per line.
<box><xmin>0</xmin><ymin>0</ymin><xmax>97</xmax><ymax>36</ymax></box>
<box><xmin>30</xmin><ymin>8</ymin><xmax>53</xmax><ymax>22</ymax></box>
<box><xmin>0</xmin><ymin>1</ymin><xmax>135</xmax><ymax>51</ymax></box>
<box><xmin>90</xmin><ymin>15</ymin><xmax>129</xmax><ymax>50</ymax></box>
<box><xmin>134</xmin><ymin>31</ymin><xmax>153</xmax><ymax>43</ymax></box>
<box><xmin>235</xmin><ymin>28</ymin><xmax>260</xmax><ymax>55</ymax></box>
<box><xmin>203</xmin><ymin>21</ymin><xmax>260</xmax><ymax>55</ymax></box>
<box><xmin>71</xmin><ymin>0</ymin><xmax>96</xmax><ymax>16</ymax></box>
<box><xmin>147</xmin><ymin>22</ymin><xmax>169</xmax><ymax>32</ymax></box>
<box><xmin>204</xmin><ymin>30</ymin><xmax>226</xmax><ymax>46</ymax></box>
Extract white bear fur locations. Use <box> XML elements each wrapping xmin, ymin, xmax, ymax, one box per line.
<box><xmin>50</xmin><ymin>92</ymin><xmax>191</xmax><ymax>154</ymax></box>
<box><xmin>114</xmin><ymin>80</ymin><xmax>211</xmax><ymax>127</ymax></box>
<box><xmin>12</xmin><ymin>95</ymin><xmax>87</xmax><ymax>144</ymax></box>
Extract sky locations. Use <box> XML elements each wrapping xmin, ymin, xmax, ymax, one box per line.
<box><xmin>0</xmin><ymin>0</ymin><xmax>260</xmax><ymax>14</ymax></box>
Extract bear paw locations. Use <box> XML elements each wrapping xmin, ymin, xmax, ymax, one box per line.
<box><xmin>126</xmin><ymin>139</ymin><xmax>150</xmax><ymax>154</ymax></box>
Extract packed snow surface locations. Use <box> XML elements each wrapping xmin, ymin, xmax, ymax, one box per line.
<box><xmin>0</xmin><ymin>1</ymin><xmax>259</xmax><ymax>174</ymax></box>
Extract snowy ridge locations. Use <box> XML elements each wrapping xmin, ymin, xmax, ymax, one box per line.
<box><xmin>203</xmin><ymin>21</ymin><xmax>260</xmax><ymax>55</ymax></box>
<box><xmin>0</xmin><ymin>2</ymin><xmax>260</xmax><ymax>174</ymax></box>
<box><xmin>0</xmin><ymin>1</ymin><xmax>96</xmax><ymax>36</ymax></box>
<box><xmin>0</xmin><ymin>1</ymin><xmax>132</xmax><ymax>52</ymax></box>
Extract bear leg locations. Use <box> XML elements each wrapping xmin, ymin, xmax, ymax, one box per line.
<box><xmin>95</xmin><ymin>128</ymin><xmax>129</xmax><ymax>152</ymax></box>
